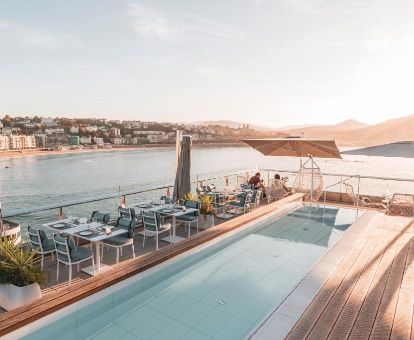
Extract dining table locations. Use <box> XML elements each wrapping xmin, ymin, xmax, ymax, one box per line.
<box><xmin>132</xmin><ymin>201</ymin><xmax>199</xmax><ymax>244</ymax></box>
<box><xmin>43</xmin><ymin>218</ymin><xmax>127</xmax><ymax>276</ymax></box>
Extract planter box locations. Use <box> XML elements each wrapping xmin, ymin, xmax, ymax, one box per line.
<box><xmin>0</xmin><ymin>283</ymin><xmax>42</xmax><ymax>311</ymax></box>
<box><xmin>199</xmin><ymin>214</ymin><xmax>215</xmax><ymax>230</ymax></box>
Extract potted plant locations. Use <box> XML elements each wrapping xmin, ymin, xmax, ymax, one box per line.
<box><xmin>0</xmin><ymin>240</ymin><xmax>44</xmax><ymax>311</ymax></box>
<box><xmin>198</xmin><ymin>195</ymin><xmax>215</xmax><ymax>229</ymax></box>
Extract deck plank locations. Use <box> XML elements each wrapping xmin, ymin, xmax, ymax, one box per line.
<box><xmin>286</xmin><ymin>212</ymin><xmax>378</xmax><ymax>339</ymax></box>
<box><xmin>348</xmin><ymin>229</ymin><xmax>403</xmax><ymax>340</ymax></box>
<box><xmin>326</xmin><ymin>228</ymin><xmax>387</xmax><ymax>339</ymax></box>
<box><xmin>391</xmin><ymin>236</ymin><xmax>414</xmax><ymax>339</ymax></box>
<box><xmin>306</xmin><ymin>239</ymin><xmax>377</xmax><ymax>339</ymax></box>
<box><xmin>286</xmin><ymin>212</ymin><xmax>414</xmax><ymax>340</ymax></box>
<box><xmin>369</xmin><ymin>232</ymin><xmax>411</xmax><ymax>339</ymax></box>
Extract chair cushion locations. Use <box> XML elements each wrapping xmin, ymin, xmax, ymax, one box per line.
<box><xmin>146</xmin><ymin>222</ymin><xmax>171</xmax><ymax>232</ymax></box>
<box><xmin>177</xmin><ymin>215</ymin><xmax>198</xmax><ymax>222</ymax></box>
<box><xmin>184</xmin><ymin>201</ymin><xmax>200</xmax><ymax>217</ymax></box>
<box><xmin>67</xmin><ymin>238</ymin><xmax>77</xmax><ymax>259</ymax></box>
<box><xmin>91</xmin><ymin>211</ymin><xmax>110</xmax><ymax>223</ymax></box>
<box><xmin>116</xmin><ymin>217</ymin><xmax>135</xmax><ymax>238</ymax></box>
<box><xmin>38</xmin><ymin>229</ymin><xmax>54</xmax><ymax>251</ymax></box>
<box><xmin>72</xmin><ymin>247</ymin><xmax>92</xmax><ymax>262</ymax></box>
<box><xmin>103</xmin><ymin>235</ymin><xmax>133</xmax><ymax>246</ymax></box>
<box><xmin>184</xmin><ymin>200</ymin><xmax>200</xmax><ymax>209</ymax></box>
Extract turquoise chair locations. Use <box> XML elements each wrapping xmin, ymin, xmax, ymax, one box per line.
<box><xmin>142</xmin><ymin>211</ymin><xmax>171</xmax><ymax>250</ymax></box>
<box><xmin>177</xmin><ymin>200</ymin><xmax>201</xmax><ymax>236</ymax></box>
<box><xmin>102</xmin><ymin>217</ymin><xmax>136</xmax><ymax>263</ymax></box>
<box><xmin>228</xmin><ymin>191</ymin><xmax>253</xmax><ymax>214</ymax></box>
<box><xmin>53</xmin><ymin>235</ymin><xmax>94</xmax><ymax>285</ymax></box>
<box><xmin>91</xmin><ymin>211</ymin><xmax>110</xmax><ymax>224</ymax></box>
<box><xmin>28</xmin><ymin>226</ymin><xmax>55</xmax><ymax>270</ymax></box>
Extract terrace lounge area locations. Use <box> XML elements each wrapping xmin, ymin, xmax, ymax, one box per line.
<box><xmin>1</xmin><ymin>169</ymin><xmax>414</xmax><ymax>338</ymax></box>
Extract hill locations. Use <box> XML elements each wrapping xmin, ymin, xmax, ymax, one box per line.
<box><xmin>283</xmin><ymin>115</ymin><xmax>414</xmax><ymax>146</ymax></box>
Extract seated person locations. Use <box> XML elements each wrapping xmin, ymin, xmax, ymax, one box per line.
<box><xmin>248</xmin><ymin>172</ymin><xmax>265</xmax><ymax>190</ymax></box>
<box><xmin>274</xmin><ymin>174</ymin><xmax>291</xmax><ymax>193</ymax></box>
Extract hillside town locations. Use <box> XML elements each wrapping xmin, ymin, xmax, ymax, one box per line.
<box><xmin>0</xmin><ymin>115</ymin><xmax>284</xmax><ymax>151</ymax></box>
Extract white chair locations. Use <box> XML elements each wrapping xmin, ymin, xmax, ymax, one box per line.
<box><xmin>250</xmin><ymin>190</ymin><xmax>262</xmax><ymax>209</ymax></box>
<box><xmin>142</xmin><ymin>211</ymin><xmax>171</xmax><ymax>250</ymax></box>
<box><xmin>102</xmin><ymin>217</ymin><xmax>136</xmax><ymax>264</ymax></box>
<box><xmin>53</xmin><ymin>235</ymin><xmax>95</xmax><ymax>285</ymax></box>
<box><xmin>228</xmin><ymin>191</ymin><xmax>253</xmax><ymax>215</ymax></box>
<box><xmin>176</xmin><ymin>200</ymin><xmax>200</xmax><ymax>237</ymax></box>
<box><xmin>27</xmin><ymin>226</ymin><xmax>55</xmax><ymax>270</ymax></box>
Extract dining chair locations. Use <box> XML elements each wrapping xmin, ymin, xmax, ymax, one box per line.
<box><xmin>176</xmin><ymin>200</ymin><xmax>201</xmax><ymax>236</ymax></box>
<box><xmin>91</xmin><ymin>211</ymin><xmax>110</xmax><ymax>224</ymax></box>
<box><xmin>228</xmin><ymin>191</ymin><xmax>253</xmax><ymax>215</ymax></box>
<box><xmin>102</xmin><ymin>217</ymin><xmax>136</xmax><ymax>263</ymax></box>
<box><xmin>142</xmin><ymin>211</ymin><xmax>171</xmax><ymax>250</ymax></box>
<box><xmin>53</xmin><ymin>234</ymin><xmax>95</xmax><ymax>285</ymax></box>
<box><xmin>27</xmin><ymin>226</ymin><xmax>55</xmax><ymax>270</ymax></box>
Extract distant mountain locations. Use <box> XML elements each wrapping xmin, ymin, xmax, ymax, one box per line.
<box><xmin>192</xmin><ymin>115</ymin><xmax>414</xmax><ymax>147</ymax></box>
<box><xmin>332</xmin><ymin>119</ymin><xmax>369</xmax><ymax>130</ymax></box>
<box><xmin>281</xmin><ymin>119</ymin><xmax>369</xmax><ymax>139</ymax></box>
<box><xmin>276</xmin><ymin>124</ymin><xmax>314</xmax><ymax>131</ymax></box>
<box><xmin>283</xmin><ymin>115</ymin><xmax>414</xmax><ymax>146</ymax></box>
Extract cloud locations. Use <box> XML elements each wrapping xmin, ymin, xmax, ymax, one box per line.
<box><xmin>127</xmin><ymin>3</ymin><xmax>243</xmax><ymax>42</ymax></box>
<box><xmin>285</xmin><ymin>0</ymin><xmax>324</xmax><ymax>12</ymax></box>
<box><xmin>0</xmin><ymin>21</ymin><xmax>10</xmax><ymax>29</ymax></box>
<box><xmin>0</xmin><ymin>21</ymin><xmax>81</xmax><ymax>48</ymax></box>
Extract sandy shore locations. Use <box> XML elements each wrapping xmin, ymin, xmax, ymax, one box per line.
<box><xmin>0</xmin><ymin>142</ymin><xmax>246</xmax><ymax>160</ymax></box>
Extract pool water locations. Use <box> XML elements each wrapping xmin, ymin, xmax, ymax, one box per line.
<box><xmin>25</xmin><ymin>206</ymin><xmax>361</xmax><ymax>340</ymax></box>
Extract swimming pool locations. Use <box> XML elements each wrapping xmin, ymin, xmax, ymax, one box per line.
<box><xmin>21</xmin><ymin>205</ymin><xmax>361</xmax><ymax>340</ymax></box>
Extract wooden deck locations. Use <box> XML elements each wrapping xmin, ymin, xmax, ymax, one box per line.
<box><xmin>286</xmin><ymin>212</ymin><xmax>414</xmax><ymax>340</ymax></box>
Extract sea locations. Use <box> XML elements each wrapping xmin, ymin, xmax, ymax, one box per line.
<box><xmin>0</xmin><ymin>146</ymin><xmax>413</xmax><ymax>240</ymax></box>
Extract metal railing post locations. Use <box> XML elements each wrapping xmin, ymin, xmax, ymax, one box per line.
<box><xmin>356</xmin><ymin>176</ymin><xmax>361</xmax><ymax>212</ymax></box>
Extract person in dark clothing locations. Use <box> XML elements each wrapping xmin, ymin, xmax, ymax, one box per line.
<box><xmin>248</xmin><ymin>172</ymin><xmax>264</xmax><ymax>190</ymax></box>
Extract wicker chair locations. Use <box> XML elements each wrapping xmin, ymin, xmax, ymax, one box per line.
<box><xmin>386</xmin><ymin>193</ymin><xmax>414</xmax><ymax>216</ymax></box>
<box><xmin>344</xmin><ymin>183</ymin><xmax>371</xmax><ymax>207</ymax></box>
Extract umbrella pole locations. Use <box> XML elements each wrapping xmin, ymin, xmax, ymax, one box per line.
<box><xmin>0</xmin><ymin>202</ymin><xmax>3</xmax><ymax>237</ymax></box>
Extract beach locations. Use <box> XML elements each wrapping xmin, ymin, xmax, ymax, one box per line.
<box><xmin>0</xmin><ymin>142</ymin><xmax>246</xmax><ymax>160</ymax></box>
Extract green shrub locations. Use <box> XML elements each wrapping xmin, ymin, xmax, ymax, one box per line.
<box><xmin>0</xmin><ymin>240</ymin><xmax>45</xmax><ymax>287</ymax></box>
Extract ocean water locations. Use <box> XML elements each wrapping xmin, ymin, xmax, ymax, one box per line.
<box><xmin>0</xmin><ymin>146</ymin><xmax>413</xmax><ymax>239</ymax></box>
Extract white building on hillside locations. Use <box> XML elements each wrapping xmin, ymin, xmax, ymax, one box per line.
<box><xmin>9</xmin><ymin>135</ymin><xmax>36</xmax><ymax>150</ymax></box>
<box><xmin>84</xmin><ymin>126</ymin><xmax>98</xmax><ymax>133</ymax></box>
<box><xmin>0</xmin><ymin>135</ymin><xmax>9</xmax><ymax>150</ymax></box>
<box><xmin>80</xmin><ymin>136</ymin><xmax>92</xmax><ymax>144</ymax></box>
<box><xmin>93</xmin><ymin>137</ymin><xmax>104</xmax><ymax>145</ymax></box>
<box><xmin>70</xmin><ymin>126</ymin><xmax>79</xmax><ymax>134</ymax></box>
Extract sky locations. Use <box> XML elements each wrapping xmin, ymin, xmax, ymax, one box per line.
<box><xmin>0</xmin><ymin>0</ymin><xmax>414</xmax><ymax>128</ymax></box>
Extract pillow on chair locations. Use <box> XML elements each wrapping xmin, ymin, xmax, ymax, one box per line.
<box><xmin>68</xmin><ymin>238</ymin><xmax>77</xmax><ymax>259</ymax></box>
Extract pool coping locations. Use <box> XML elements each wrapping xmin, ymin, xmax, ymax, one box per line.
<box><xmin>249</xmin><ymin>208</ymin><xmax>379</xmax><ymax>339</ymax></box>
<box><xmin>0</xmin><ymin>193</ymin><xmax>305</xmax><ymax>337</ymax></box>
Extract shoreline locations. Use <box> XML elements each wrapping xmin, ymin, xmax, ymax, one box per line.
<box><xmin>0</xmin><ymin>142</ymin><xmax>247</xmax><ymax>160</ymax></box>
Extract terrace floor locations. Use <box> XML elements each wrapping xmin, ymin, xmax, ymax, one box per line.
<box><xmin>39</xmin><ymin>217</ymin><xmax>227</xmax><ymax>293</ymax></box>
<box><xmin>254</xmin><ymin>211</ymin><xmax>414</xmax><ymax>339</ymax></box>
